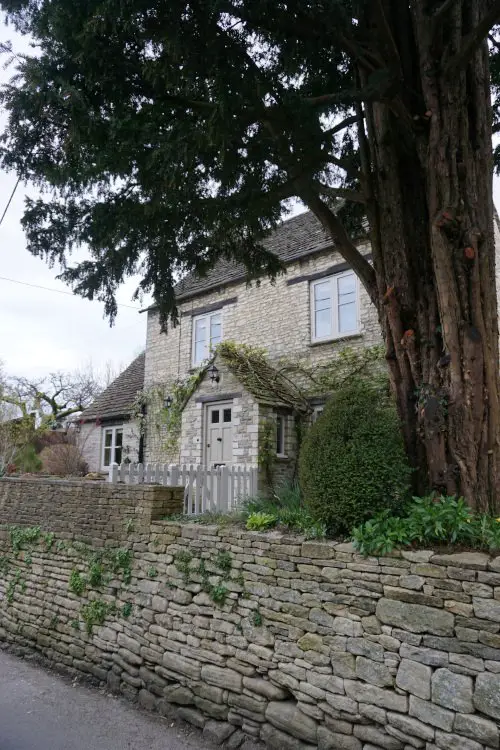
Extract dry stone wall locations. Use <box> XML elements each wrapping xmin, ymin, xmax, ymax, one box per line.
<box><xmin>0</xmin><ymin>477</ymin><xmax>183</xmax><ymax>542</ymax></box>
<box><xmin>1</xmin><ymin>517</ymin><xmax>500</xmax><ymax>750</ymax></box>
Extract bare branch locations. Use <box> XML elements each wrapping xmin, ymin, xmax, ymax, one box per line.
<box><xmin>447</xmin><ymin>1</ymin><xmax>500</xmax><ymax>74</ymax></box>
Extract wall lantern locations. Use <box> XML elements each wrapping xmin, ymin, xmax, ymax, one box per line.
<box><xmin>208</xmin><ymin>364</ymin><xmax>220</xmax><ymax>384</ymax></box>
<box><xmin>164</xmin><ymin>395</ymin><xmax>173</xmax><ymax>409</ymax></box>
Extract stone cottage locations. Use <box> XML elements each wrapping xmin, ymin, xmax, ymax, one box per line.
<box><xmin>79</xmin><ymin>210</ymin><xmax>383</xmax><ymax>478</ymax></box>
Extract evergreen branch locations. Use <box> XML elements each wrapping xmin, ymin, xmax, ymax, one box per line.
<box><xmin>322</xmin><ymin>115</ymin><xmax>359</xmax><ymax>138</ymax></box>
<box><xmin>489</xmin><ymin>33</ymin><xmax>500</xmax><ymax>52</ymax></box>
<box><xmin>329</xmin><ymin>155</ymin><xmax>361</xmax><ymax>180</ymax></box>
<box><xmin>314</xmin><ymin>182</ymin><xmax>366</xmax><ymax>204</ymax></box>
<box><xmin>447</xmin><ymin>1</ymin><xmax>500</xmax><ymax>74</ymax></box>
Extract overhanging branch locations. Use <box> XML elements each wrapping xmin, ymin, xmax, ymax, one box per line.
<box><xmin>322</xmin><ymin>115</ymin><xmax>358</xmax><ymax>138</ymax></box>
<box><xmin>297</xmin><ymin>183</ymin><xmax>377</xmax><ymax>302</ymax></box>
<box><xmin>447</xmin><ymin>1</ymin><xmax>500</xmax><ymax>74</ymax></box>
<box><xmin>314</xmin><ymin>182</ymin><xmax>366</xmax><ymax>204</ymax></box>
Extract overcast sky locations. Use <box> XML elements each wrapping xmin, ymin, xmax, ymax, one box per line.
<box><xmin>2</xmin><ymin>16</ymin><xmax>500</xmax><ymax>382</ymax></box>
<box><xmin>0</xmin><ymin>19</ymin><xmax>149</xmax><ymax>381</ymax></box>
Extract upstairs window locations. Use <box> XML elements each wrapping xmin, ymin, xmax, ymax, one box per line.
<box><xmin>311</xmin><ymin>271</ymin><xmax>358</xmax><ymax>342</ymax></box>
<box><xmin>192</xmin><ymin>311</ymin><xmax>222</xmax><ymax>366</ymax></box>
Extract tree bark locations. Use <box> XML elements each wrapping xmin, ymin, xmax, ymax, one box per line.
<box><xmin>359</xmin><ymin>0</ymin><xmax>500</xmax><ymax>511</ymax></box>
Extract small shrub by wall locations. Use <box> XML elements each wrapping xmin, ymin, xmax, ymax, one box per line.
<box><xmin>1</xmin><ymin>504</ymin><xmax>500</xmax><ymax>749</ymax></box>
<box><xmin>299</xmin><ymin>380</ymin><xmax>411</xmax><ymax>534</ymax></box>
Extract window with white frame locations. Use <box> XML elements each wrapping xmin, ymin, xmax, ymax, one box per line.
<box><xmin>312</xmin><ymin>405</ymin><xmax>325</xmax><ymax>423</ymax></box>
<box><xmin>192</xmin><ymin>311</ymin><xmax>223</xmax><ymax>366</ymax></box>
<box><xmin>276</xmin><ymin>415</ymin><xmax>286</xmax><ymax>456</ymax></box>
<box><xmin>311</xmin><ymin>270</ymin><xmax>359</xmax><ymax>342</ymax></box>
<box><xmin>102</xmin><ymin>427</ymin><xmax>123</xmax><ymax>468</ymax></box>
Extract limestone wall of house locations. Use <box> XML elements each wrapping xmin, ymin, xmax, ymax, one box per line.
<box><xmin>1</xmin><ymin>508</ymin><xmax>500</xmax><ymax>750</ymax></box>
<box><xmin>143</xmin><ymin>244</ymin><xmax>379</xmax><ymax>466</ymax></box>
<box><xmin>79</xmin><ymin>420</ymin><xmax>141</xmax><ymax>474</ymax></box>
<box><xmin>144</xmin><ymin>243</ymin><xmax>380</xmax><ymax>392</ymax></box>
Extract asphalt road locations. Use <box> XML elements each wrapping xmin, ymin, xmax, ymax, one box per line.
<box><xmin>0</xmin><ymin>650</ymin><xmax>213</xmax><ymax>750</ymax></box>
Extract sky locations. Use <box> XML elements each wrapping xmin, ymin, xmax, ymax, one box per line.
<box><xmin>0</xmin><ymin>19</ymin><xmax>149</xmax><ymax>381</ymax></box>
<box><xmin>2</xmin><ymin>16</ymin><xmax>500</xmax><ymax>382</ymax></box>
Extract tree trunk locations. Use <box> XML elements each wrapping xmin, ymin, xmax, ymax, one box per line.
<box><xmin>361</xmin><ymin>0</ymin><xmax>500</xmax><ymax>511</ymax></box>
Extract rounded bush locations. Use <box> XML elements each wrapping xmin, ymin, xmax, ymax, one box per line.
<box><xmin>299</xmin><ymin>379</ymin><xmax>411</xmax><ymax>535</ymax></box>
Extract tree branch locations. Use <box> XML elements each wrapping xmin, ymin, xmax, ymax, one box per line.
<box><xmin>432</xmin><ymin>0</ymin><xmax>460</xmax><ymax>24</ymax></box>
<box><xmin>314</xmin><ymin>182</ymin><xmax>366</xmax><ymax>204</ymax></box>
<box><xmin>296</xmin><ymin>183</ymin><xmax>377</xmax><ymax>302</ymax></box>
<box><xmin>447</xmin><ymin>1</ymin><xmax>500</xmax><ymax>74</ymax></box>
<box><xmin>329</xmin><ymin>155</ymin><xmax>361</xmax><ymax>181</ymax></box>
<box><xmin>322</xmin><ymin>115</ymin><xmax>358</xmax><ymax>138</ymax></box>
<box><xmin>372</xmin><ymin>0</ymin><xmax>403</xmax><ymax>80</ymax></box>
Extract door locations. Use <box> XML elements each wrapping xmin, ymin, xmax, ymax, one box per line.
<box><xmin>206</xmin><ymin>402</ymin><xmax>233</xmax><ymax>466</ymax></box>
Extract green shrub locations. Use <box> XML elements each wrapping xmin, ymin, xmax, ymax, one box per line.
<box><xmin>353</xmin><ymin>495</ymin><xmax>500</xmax><ymax>555</ymax></box>
<box><xmin>243</xmin><ymin>483</ymin><xmax>326</xmax><ymax>538</ymax></box>
<box><xmin>14</xmin><ymin>444</ymin><xmax>42</xmax><ymax>474</ymax></box>
<box><xmin>246</xmin><ymin>512</ymin><xmax>277</xmax><ymax>530</ymax></box>
<box><xmin>299</xmin><ymin>379</ymin><xmax>411</xmax><ymax>535</ymax></box>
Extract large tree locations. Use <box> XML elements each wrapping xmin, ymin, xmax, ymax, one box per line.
<box><xmin>2</xmin><ymin>1</ymin><xmax>500</xmax><ymax>508</ymax></box>
<box><xmin>0</xmin><ymin>368</ymin><xmax>102</xmax><ymax>427</ymax></box>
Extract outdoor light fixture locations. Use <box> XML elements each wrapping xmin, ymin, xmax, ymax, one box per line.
<box><xmin>208</xmin><ymin>364</ymin><xmax>220</xmax><ymax>384</ymax></box>
<box><xmin>164</xmin><ymin>395</ymin><xmax>173</xmax><ymax>409</ymax></box>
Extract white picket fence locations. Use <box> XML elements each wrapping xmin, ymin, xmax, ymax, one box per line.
<box><xmin>108</xmin><ymin>462</ymin><xmax>258</xmax><ymax>515</ymax></box>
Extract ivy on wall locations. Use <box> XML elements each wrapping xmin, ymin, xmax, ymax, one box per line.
<box><xmin>0</xmin><ymin>524</ymin><xmax>134</xmax><ymax>633</ymax></box>
<box><xmin>130</xmin><ymin>342</ymin><xmax>384</xmax><ymax>470</ymax></box>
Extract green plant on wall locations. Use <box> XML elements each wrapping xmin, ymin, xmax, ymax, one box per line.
<box><xmin>175</xmin><ymin>548</ymin><xmax>245</xmax><ymax>609</ymax></box>
<box><xmin>131</xmin><ymin>364</ymin><xmax>209</xmax><ymax>457</ymax></box>
<box><xmin>81</xmin><ymin>599</ymin><xmax>115</xmax><ymax>634</ymax></box>
<box><xmin>0</xmin><ymin>524</ymin><xmax>134</xmax><ymax>636</ymax></box>
<box><xmin>258</xmin><ymin>418</ymin><xmax>276</xmax><ymax>488</ymax></box>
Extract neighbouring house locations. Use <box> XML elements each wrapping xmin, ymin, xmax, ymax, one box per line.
<box><xmin>79</xmin><ymin>353</ymin><xmax>145</xmax><ymax>473</ymax></box>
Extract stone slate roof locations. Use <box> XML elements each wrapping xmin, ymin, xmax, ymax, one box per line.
<box><xmin>174</xmin><ymin>210</ymin><xmax>332</xmax><ymax>302</ymax></box>
<box><xmin>80</xmin><ymin>353</ymin><xmax>145</xmax><ymax>422</ymax></box>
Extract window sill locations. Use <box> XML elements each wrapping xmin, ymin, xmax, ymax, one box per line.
<box><xmin>309</xmin><ymin>332</ymin><xmax>362</xmax><ymax>348</ymax></box>
<box><xmin>276</xmin><ymin>454</ymin><xmax>289</xmax><ymax>462</ymax></box>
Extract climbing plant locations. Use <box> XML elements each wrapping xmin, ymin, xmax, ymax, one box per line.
<box><xmin>131</xmin><ymin>364</ymin><xmax>209</xmax><ymax>456</ymax></box>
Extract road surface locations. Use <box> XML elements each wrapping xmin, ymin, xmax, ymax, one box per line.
<box><xmin>0</xmin><ymin>649</ymin><xmax>219</xmax><ymax>750</ymax></box>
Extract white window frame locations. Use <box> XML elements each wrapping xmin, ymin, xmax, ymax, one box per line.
<box><xmin>101</xmin><ymin>426</ymin><xmax>124</xmax><ymax>469</ymax></box>
<box><xmin>276</xmin><ymin>414</ymin><xmax>287</xmax><ymax>457</ymax></box>
<box><xmin>192</xmin><ymin>310</ymin><xmax>223</xmax><ymax>366</ymax></box>
<box><xmin>310</xmin><ymin>270</ymin><xmax>359</xmax><ymax>343</ymax></box>
<box><xmin>312</xmin><ymin>405</ymin><xmax>325</xmax><ymax>423</ymax></box>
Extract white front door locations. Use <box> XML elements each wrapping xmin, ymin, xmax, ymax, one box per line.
<box><xmin>206</xmin><ymin>402</ymin><xmax>233</xmax><ymax>466</ymax></box>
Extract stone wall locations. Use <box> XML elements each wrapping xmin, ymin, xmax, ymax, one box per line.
<box><xmin>0</xmin><ymin>477</ymin><xmax>183</xmax><ymax>543</ymax></box>
<box><xmin>1</xmin><ymin>518</ymin><xmax>500</xmax><ymax>750</ymax></box>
